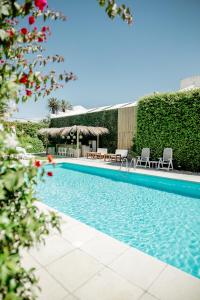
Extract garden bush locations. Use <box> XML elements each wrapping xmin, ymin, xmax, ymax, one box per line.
<box><xmin>19</xmin><ymin>135</ymin><xmax>44</xmax><ymax>153</ymax></box>
<box><xmin>4</xmin><ymin>121</ymin><xmax>46</xmax><ymax>152</ymax></box>
<box><xmin>135</xmin><ymin>89</ymin><xmax>200</xmax><ymax>172</ymax></box>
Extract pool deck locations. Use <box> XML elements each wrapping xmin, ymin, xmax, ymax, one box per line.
<box><xmin>22</xmin><ymin>158</ymin><xmax>200</xmax><ymax>300</ymax></box>
<box><xmin>54</xmin><ymin>157</ymin><xmax>200</xmax><ymax>183</ymax></box>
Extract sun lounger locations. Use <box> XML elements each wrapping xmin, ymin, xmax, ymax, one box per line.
<box><xmin>104</xmin><ymin>149</ymin><xmax>128</xmax><ymax>162</ymax></box>
<box><xmin>135</xmin><ymin>148</ymin><xmax>150</xmax><ymax>168</ymax></box>
<box><xmin>158</xmin><ymin>148</ymin><xmax>173</xmax><ymax>170</ymax></box>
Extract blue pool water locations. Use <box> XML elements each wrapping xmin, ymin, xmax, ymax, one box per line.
<box><xmin>37</xmin><ymin>162</ymin><xmax>200</xmax><ymax>278</ymax></box>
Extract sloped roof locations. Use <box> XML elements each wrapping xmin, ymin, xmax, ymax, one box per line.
<box><xmin>50</xmin><ymin>101</ymin><xmax>137</xmax><ymax>119</ymax></box>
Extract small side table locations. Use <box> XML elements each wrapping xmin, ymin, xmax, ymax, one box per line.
<box><xmin>150</xmin><ymin>160</ymin><xmax>159</xmax><ymax>168</ymax></box>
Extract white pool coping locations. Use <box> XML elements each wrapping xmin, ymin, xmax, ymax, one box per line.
<box><xmin>22</xmin><ymin>158</ymin><xmax>200</xmax><ymax>299</ymax></box>
<box><xmin>54</xmin><ymin>157</ymin><xmax>200</xmax><ymax>183</ymax></box>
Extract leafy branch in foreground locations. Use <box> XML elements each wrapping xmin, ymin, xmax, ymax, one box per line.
<box><xmin>98</xmin><ymin>0</ymin><xmax>133</xmax><ymax>24</ymax></box>
<box><xmin>0</xmin><ymin>0</ymin><xmax>133</xmax><ymax>298</ymax></box>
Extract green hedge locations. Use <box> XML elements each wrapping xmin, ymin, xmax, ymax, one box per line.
<box><xmin>50</xmin><ymin>110</ymin><xmax>118</xmax><ymax>152</ymax></box>
<box><xmin>19</xmin><ymin>135</ymin><xmax>44</xmax><ymax>153</ymax></box>
<box><xmin>136</xmin><ymin>90</ymin><xmax>200</xmax><ymax>172</ymax></box>
<box><xmin>4</xmin><ymin>121</ymin><xmax>46</xmax><ymax>153</ymax></box>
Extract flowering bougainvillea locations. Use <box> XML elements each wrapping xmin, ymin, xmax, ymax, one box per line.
<box><xmin>0</xmin><ymin>0</ymin><xmax>132</xmax><ymax>298</ymax></box>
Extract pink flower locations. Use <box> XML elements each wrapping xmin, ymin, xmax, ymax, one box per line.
<box><xmin>41</xmin><ymin>26</ymin><xmax>47</xmax><ymax>32</ymax></box>
<box><xmin>29</xmin><ymin>16</ymin><xmax>35</xmax><ymax>25</ymax></box>
<box><xmin>21</xmin><ymin>27</ymin><xmax>28</xmax><ymax>35</ymax></box>
<box><xmin>38</xmin><ymin>37</ymin><xmax>43</xmax><ymax>42</ymax></box>
<box><xmin>34</xmin><ymin>0</ymin><xmax>48</xmax><ymax>11</ymax></box>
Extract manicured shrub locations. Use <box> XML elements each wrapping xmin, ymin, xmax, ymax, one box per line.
<box><xmin>4</xmin><ymin>121</ymin><xmax>46</xmax><ymax>152</ymax></box>
<box><xmin>50</xmin><ymin>110</ymin><xmax>118</xmax><ymax>152</ymax></box>
<box><xmin>19</xmin><ymin>135</ymin><xmax>44</xmax><ymax>153</ymax></box>
<box><xmin>135</xmin><ymin>90</ymin><xmax>200</xmax><ymax>172</ymax></box>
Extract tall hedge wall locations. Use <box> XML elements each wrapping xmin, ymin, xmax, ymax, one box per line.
<box><xmin>136</xmin><ymin>90</ymin><xmax>200</xmax><ymax>172</ymax></box>
<box><xmin>50</xmin><ymin>110</ymin><xmax>118</xmax><ymax>152</ymax></box>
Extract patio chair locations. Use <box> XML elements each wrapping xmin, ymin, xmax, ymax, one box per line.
<box><xmin>96</xmin><ymin>148</ymin><xmax>108</xmax><ymax>158</ymax></box>
<box><xmin>87</xmin><ymin>148</ymin><xmax>107</xmax><ymax>159</ymax></box>
<box><xmin>68</xmin><ymin>148</ymin><xmax>74</xmax><ymax>157</ymax></box>
<box><xmin>158</xmin><ymin>148</ymin><xmax>173</xmax><ymax>170</ymax></box>
<box><xmin>106</xmin><ymin>149</ymin><xmax>128</xmax><ymax>162</ymax></box>
<box><xmin>57</xmin><ymin>147</ymin><xmax>67</xmax><ymax>156</ymax></box>
<box><xmin>135</xmin><ymin>148</ymin><xmax>150</xmax><ymax>168</ymax></box>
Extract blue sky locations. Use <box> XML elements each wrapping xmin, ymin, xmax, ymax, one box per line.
<box><xmin>14</xmin><ymin>0</ymin><xmax>200</xmax><ymax>120</ymax></box>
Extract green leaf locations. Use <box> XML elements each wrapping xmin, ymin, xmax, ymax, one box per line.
<box><xmin>0</xmin><ymin>29</ymin><xmax>8</xmax><ymax>41</ymax></box>
<box><xmin>3</xmin><ymin>170</ymin><xmax>24</xmax><ymax>192</ymax></box>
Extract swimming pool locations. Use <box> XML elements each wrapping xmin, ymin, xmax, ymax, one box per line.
<box><xmin>37</xmin><ymin>162</ymin><xmax>200</xmax><ymax>278</ymax></box>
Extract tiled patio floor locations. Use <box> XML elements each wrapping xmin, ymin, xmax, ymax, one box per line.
<box><xmin>22</xmin><ymin>158</ymin><xmax>200</xmax><ymax>299</ymax></box>
<box><xmin>22</xmin><ymin>201</ymin><xmax>200</xmax><ymax>300</ymax></box>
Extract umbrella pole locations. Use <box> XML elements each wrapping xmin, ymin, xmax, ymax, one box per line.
<box><xmin>97</xmin><ymin>134</ymin><xmax>99</xmax><ymax>150</ymax></box>
<box><xmin>77</xmin><ymin>129</ymin><xmax>79</xmax><ymax>158</ymax></box>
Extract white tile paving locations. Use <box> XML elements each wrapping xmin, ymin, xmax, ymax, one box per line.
<box><xmin>109</xmin><ymin>247</ymin><xmax>166</xmax><ymax>290</ymax></box>
<box><xmin>149</xmin><ymin>265</ymin><xmax>200</xmax><ymax>300</ymax></box>
<box><xmin>30</xmin><ymin>235</ymin><xmax>74</xmax><ymax>266</ymax></box>
<box><xmin>139</xmin><ymin>293</ymin><xmax>159</xmax><ymax>300</ymax></box>
<box><xmin>61</xmin><ymin>223</ymin><xmax>96</xmax><ymax>247</ymax></box>
<box><xmin>46</xmin><ymin>249</ymin><xmax>103</xmax><ymax>292</ymax></box>
<box><xmin>62</xmin><ymin>294</ymin><xmax>79</xmax><ymax>300</ymax></box>
<box><xmin>35</xmin><ymin>268</ymin><xmax>69</xmax><ymax>300</ymax></box>
<box><xmin>22</xmin><ymin>203</ymin><xmax>200</xmax><ymax>300</ymax></box>
<box><xmin>80</xmin><ymin>231</ymin><xmax>128</xmax><ymax>264</ymax></box>
<box><xmin>75</xmin><ymin>267</ymin><xmax>144</xmax><ymax>300</ymax></box>
<box><xmin>20</xmin><ymin>250</ymin><xmax>41</xmax><ymax>270</ymax></box>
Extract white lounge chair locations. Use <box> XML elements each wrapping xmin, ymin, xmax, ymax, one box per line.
<box><xmin>16</xmin><ymin>146</ymin><xmax>33</xmax><ymax>160</ymax></box>
<box><xmin>136</xmin><ymin>148</ymin><xmax>150</xmax><ymax>168</ymax></box>
<box><xmin>158</xmin><ymin>148</ymin><xmax>173</xmax><ymax>170</ymax></box>
<box><xmin>97</xmin><ymin>148</ymin><xmax>107</xmax><ymax>156</ymax></box>
<box><xmin>115</xmin><ymin>149</ymin><xmax>128</xmax><ymax>158</ymax></box>
<box><xmin>106</xmin><ymin>149</ymin><xmax>128</xmax><ymax>162</ymax></box>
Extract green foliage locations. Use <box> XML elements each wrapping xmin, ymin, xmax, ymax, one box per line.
<box><xmin>98</xmin><ymin>0</ymin><xmax>133</xmax><ymax>24</ymax></box>
<box><xmin>50</xmin><ymin>110</ymin><xmax>118</xmax><ymax>152</ymax></box>
<box><xmin>4</xmin><ymin>121</ymin><xmax>46</xmax><ymax>153</ymax></box>
<box><xmin>60</xmin><ymin>99</ymin><xmax>72</xmax><ymax>112</ymax></box>
<box><xmin>0</xmin><ymin>126</ymin><xmax>60</xmax><ymax>299</ymax></box>
<box><xmin>135</xmin><ymin>90</ymin><xmax>200</xmax><ymax>172</ymax></box>
<box><xmin>6</xmin><ymin>121</ymin><xmax>46</xmax><ymax>138</ymax></box>
<box><xmin>48</xmin><ymin>97</ymin><xmax>60</xmax><ymax>114</ymax></box>
<box><xmin>19</xmin><ymin>135</ymin><xmax>44</xmax><ymax>153</ymax></box>
<box><xmin>0</xmin><ymin>1</ymin><xmax>132</xmax><ymax>298</ymax></box>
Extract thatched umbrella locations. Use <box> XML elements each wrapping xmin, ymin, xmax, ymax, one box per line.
<box><xmin>39</xmin><ymin>125</ymin><xmax>109</xmax><ymax>158</ymax></box>
<box><xmin>39</xmin><ymin>126</ymin><xmax>108</xmax><ymax>137</ymax></box>
<box><xmin>39</xmin><ymin>127</ymin><xmax>64</xmax><ymax>138</ymax></box>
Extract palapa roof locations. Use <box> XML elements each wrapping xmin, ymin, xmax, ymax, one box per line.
<box><xmin>39</xmin><ymin>125</ymin><xmax>109</xmax><ymax>138</ymax></box>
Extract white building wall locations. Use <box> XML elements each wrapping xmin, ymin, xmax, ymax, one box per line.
<box><xmin>180</xmin><ymin>76</ymin><xmax>200</xmax><ymax>91</ymax></box>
